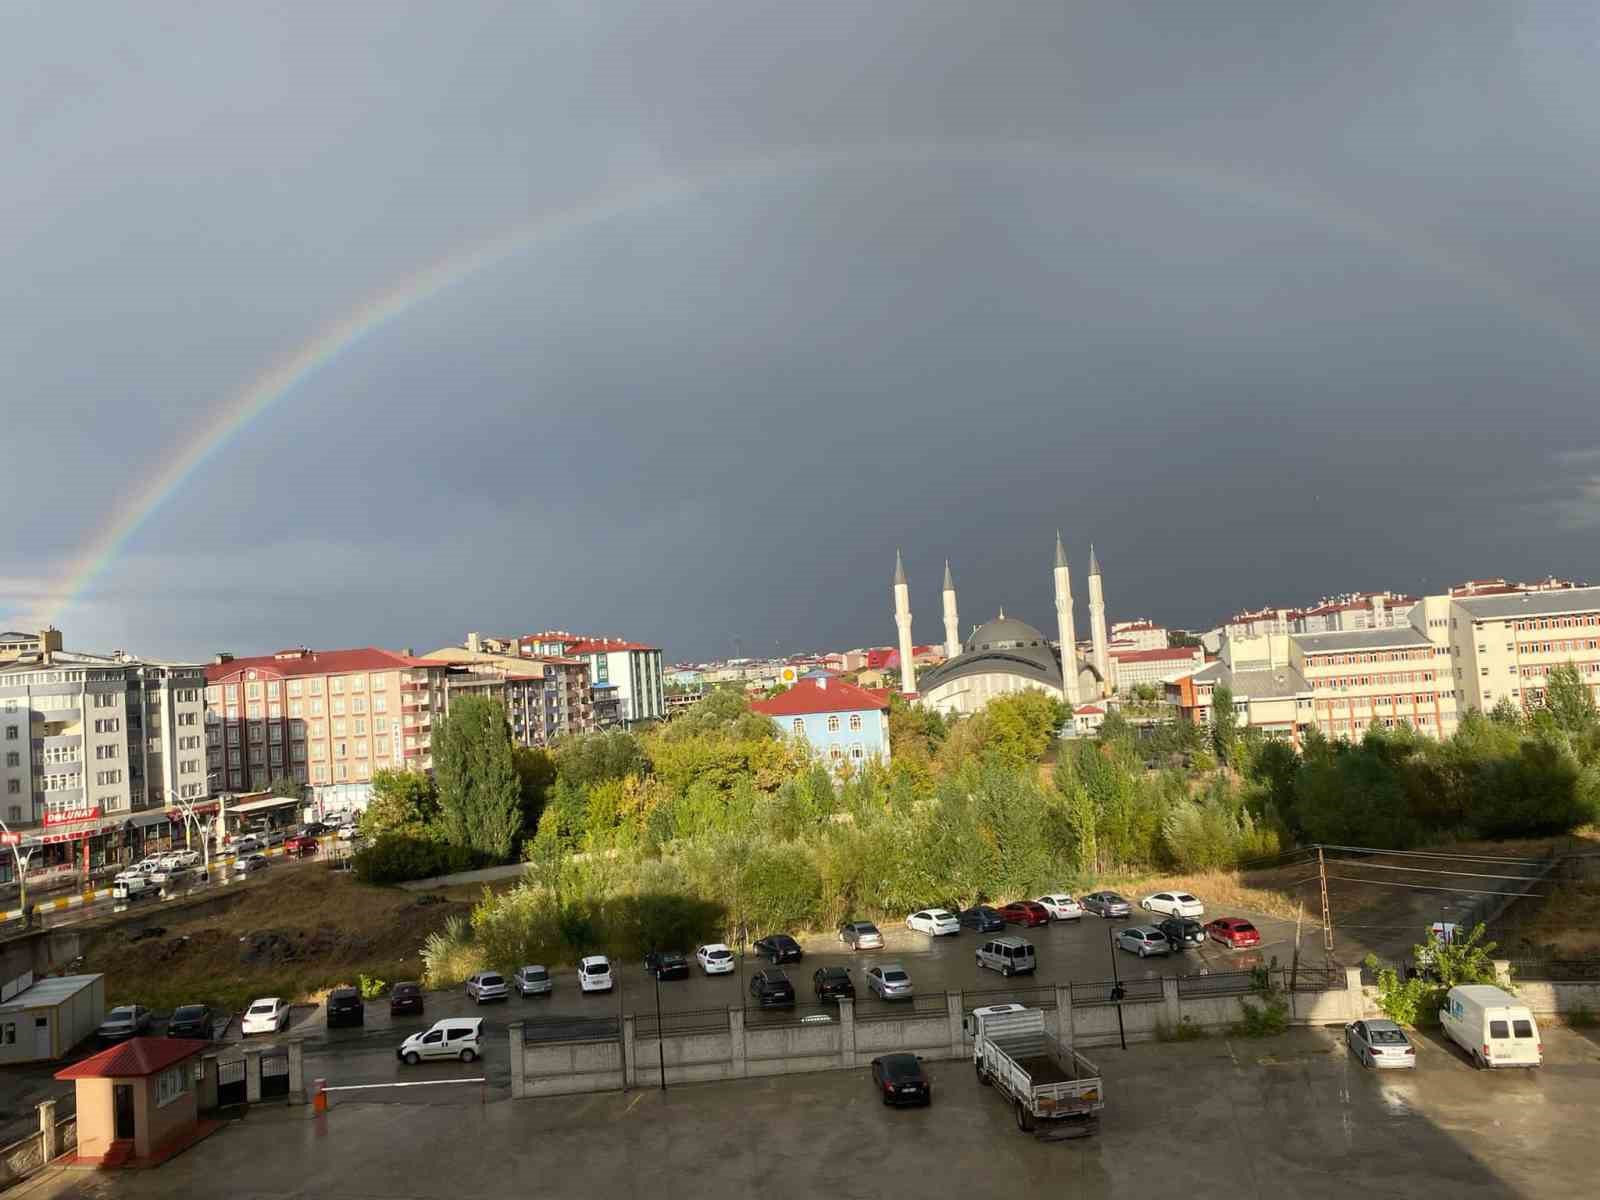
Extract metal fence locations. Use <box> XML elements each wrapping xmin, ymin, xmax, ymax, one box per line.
<box><xmin>1284</xmin><ymin>965</ymin><xmax>1346</xmax><ymax>992</ymax></box>
<box><xmin>748</xmin><ymin>1001</ymin><xmax>844</xmax><ymax>1028</ymax></box>
<box><xmin>1507</xmin><ymin>958</ymin><xmax>1600</xmax><ymax>982</ymax></box>
<box><xmin>631</xmin><ymin>1009</ymin><xmax>724</xmax><ymax>1039</ymax></box>
<box><xmin>1176</xmin><ymin>971</ymin><xmax>1258</xmax><ymax>998</ymax></box>
<box><xmin>1069</xmin><ymin>976</ymin><xmax>1164</xmax><ymax>1007</ymax></box>
<box><xmin>855</xmin><ymin>991</ymin><xmax>950</xmax><ymax>1022</ymax></box>
<box><xmin>523</xmin><ymin>1015</ymin><xmax>623</xmax><ymax>1044</ymax></box>
<box><xmin>963</xmin><ymin>982</ymin><xmax>1058</xmax><ymax>1012</ymax></box>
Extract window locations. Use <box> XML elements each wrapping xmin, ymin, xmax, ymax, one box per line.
<box><xmin>308</xmin><ymin>678</ymin><xmax>324</xmax><ymax>695</ymax></box>
<box><xmin>5</xmin><ymin>806</ymin><xmax>16</xmax><ymax>822</ymax></box>
<box><xmin>827</xmin><ymin>715</ymin><xmax>840</xmax><ymax>732</ymax></box>
<box><xmin>310</xmin><ymin>699</ymin><xmax>324</xmax><ymax>717</ymax></box>
<box><xmin>246</xmin><ymin>682</ymin><xmax>262</xmax><ymax>701</ymax></box>
<box><xmin>288</xmin><ymin>701</ymin><xmax>302</xmax><ymax>718</ymax></box>
<box><xmin>353</xmin><ymin>719</ymin><xmax>366</xmax><ymax>735</ymax></box>
<box><xmin>372</xmin><ymin>695</ymin><xmax>386</xmax><ymax>714</ymax></box>
<box><xmin>268</xmin><ymin>704</ymin><xmax>281</xmax><ymax>719</ymax></box>
<box><xmin>848</xmin><ymin>713</ymin><xmax>862</xmax><ymax>731</ymax></box>
<box><xmin>4</xmin><ymin>726</ymin><xmax>15</xmax><ymax>741</ymax></box>
<box><xmin>373</xmin><ymin>717</ymin><xmax>388</xmax><ymax>735</ymax></box>
<box><xmin>331</xmin><ymin>698</ymin><xmax>345</xmax><ymax>717</ymax></box>
<box><xmin>350</xmin><ymin>674</ymin><xmax>366</xmax><ymax>692</ymax></box>
<box><xmin>829</xmin><ymin>745</ymin><xmax>844</xmax><ymax>761</ymax></box>
<box><xmin>351</xmin><ymin>697</ymin><xmax>366</xmax><ymax>715</ymax></box>
<box><xmin>287</xmin><ymin>680</ymin><xmax>303</xmax><ymax>698</ymax></box>
<box><xmin>791</xmin><ymin>718</ymin><xmax>804</xmax><ymax>734</ymax></box>
<box><xmin>3</xmin><ymin>752</ymin><xmax>15</xmax><ymax>767</ymax></box>
<box><xmin>6</xmin><ymin>781</ymin><xmax>17</xmax><ymax>795</ymax></box>
<box><xmin>225</xmin><ymin>685</ymin><xmax>239</xmax><ymax>702</ymax></box>
<box><xmin>332</xmin><ymin>720</ymin><xmax>346</xmax><ymax>737</ymax></box>
<box><xmin>850</xmin><ymin>743</ymin><xmax>864</xmax><ymax>760</ymax></box>
<box><xmin>330</xmin><ymin>677</ymin><xmax>344</xmax><ymax>694</ymax></box>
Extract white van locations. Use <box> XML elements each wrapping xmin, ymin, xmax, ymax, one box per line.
<box><xmin>112</xmin><ymin>875</ymin><xmax>152</xmax><ymax>900</ymax></box>
<box><xmin>1439</xmin><ymin>984</ymin><xmax>1541</xmax><ymax>1069</ymax></box>
<box><xmin>397</xmin><ymin>1017</ymin><xmax>482</xmax><ymax>1064</ymax></box>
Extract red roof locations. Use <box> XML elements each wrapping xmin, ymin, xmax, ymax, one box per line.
<box><xmin>205</xmin><ymin>647</ymin><xmax>443</xmax><ymax>683</ymax></box>
<box><xmin>1107</xmin><ymin>647</ymin><xmax>1204</xmax><ymax>664</ymax></box>
<box><xmin>56</xmin><ymin>1037</ymin><xmax>209</xmax><ymax>1080</ymax></box>
<box><xmin>750</xmin><ymin>677</ymin><xmax>890</xmax><ymax>716</ymax></box>
<box><xmin>1074</xmin><ymin>705</ymin><xmax>1105</xmax><ymax>715</ymax></box>
<box><xmin>561</xmin><ymin>639</ymin><xmax>660</xmax><ymax>655</ymax></box>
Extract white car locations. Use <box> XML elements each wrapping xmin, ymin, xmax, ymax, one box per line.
<box><xmin>906</xmin><ymin>908</ymin><xmax>960</xmax><ymax>936</ymax></box>
<box><xmin>398</xmin><ymin>1017</ymin><xmax>482</xmax><ymax>1065</ymax></box>
<box><xmin>171</xmin><ymin>849</ymin><xmax>202</xmax><ymax>870</ymax></box>
<box><xmin>578</xmin><ymin>955</ymin><xmax>613</xmax><ymax>993</ymax></box>
<box><xmin>696</xmin><ymin>944</ymin><xmax>736</xmax><ymax>975</ymax></box>
<box><xmin>1037</xmin><ymin>893</ymin><xmax>1084</xmax><ymax>920</ymax></box>
<box><xmin>1142</xmin><ymin>891</ymin><xmax>1204</xmax><ymax>918</ymax></box>
<box><xmin>241</xmin><ymin>997</ymin><xmax>290</xmax><ymax>1035</ymax></box>
<box><xmin>337</xmin><ymin>825</ymin><xmax>360</xmax><ymax>842</ymax></box>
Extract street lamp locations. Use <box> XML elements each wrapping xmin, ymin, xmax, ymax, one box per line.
<box><xmin>0</xmin><ymin>818</ymin><xmax>37</xmax><ymax>927</ymax></box>
<box><xmin>1106</xmin><ymin>926</ymin><xmax>1127</xmax><ymax>1051</ymax></box>
<box><xmin>166</xmin><ymin>790</ymin><xmax>217</xmax><ymax>881</ymax></box>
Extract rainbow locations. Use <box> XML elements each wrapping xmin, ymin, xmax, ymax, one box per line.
<box><xmin>40</xmin><ymin>139</ymin><xmax>1595</xmax><ymax>620</ymax></box>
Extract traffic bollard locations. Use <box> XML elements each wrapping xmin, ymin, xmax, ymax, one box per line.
<box><xmin>312</xmin><ymin>1078</ymin><xmax>327</xmax><ymax>1114</ymax></box>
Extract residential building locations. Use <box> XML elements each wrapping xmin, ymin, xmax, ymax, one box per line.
<box><xmin>1437</xmin><ymin>586</ymin><xmax>1600</xmax><ymax>713</ymax></box>
<box><xmin>519</xmin><ymin>632</ymin><xmax>664</xmax><ymax>724</ymax></box>
<box><xmin>424</xmin><ymin>644</ymin><xmax>594</xmax><ymax>740</ymax></box>
<box><xmin>1107</xmin><ymin>645</ymin><xmax>1206</xmax><ymax>694</ymax></box>
<box><xmin>203</xmin><ymin>648</ymin><xmax>450</xmax><ymax>802</ymax></box>
<box><xmin>0</xmin><ymin>627</ymin><xmax>62</xmax><ymax>663</ymax></box>
<box><xmin>1108</xmin><ymin>620</ymin><xmax>1168</xmax><ymax>652</ymax></box>
<box><xmin>1294</xmin><ymin>592</ymin><xmax>1417</xmax><ymax>633</ymax></box>
<box><xmin>1449</xmin><ymin>576</ymin><xmax>1586</xmax><ymax>597</ymax></box>
<box><xmin>0</xmin><ymin>636</ymin><xmax>208</xmax><ymax>883</ymax></box>
<box><xmin>749</xmin><ymin>675</ymin><xmax>891</xmax><ymax>770</ymax></box>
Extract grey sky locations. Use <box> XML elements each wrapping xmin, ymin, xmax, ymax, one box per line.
<box><xmin>5</xmin><ymin>2</ymin><xmax>1599</xmax><ymax>661</ymax></box>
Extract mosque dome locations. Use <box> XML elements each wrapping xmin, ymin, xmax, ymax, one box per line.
<box><xmin>965</xmin><ymin>614</ymin><xmax>1050</xmax><ymax>653</ymax></box>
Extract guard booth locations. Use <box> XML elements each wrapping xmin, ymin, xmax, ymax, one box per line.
<box><xmin>55</xmin><ymin>1037</ymin><xmax>214</xmax><ymax>1167</ymax></box>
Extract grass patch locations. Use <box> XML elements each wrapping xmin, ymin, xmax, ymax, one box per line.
<box><xmin>1156</xmin><ymin>1016</ymin><xmax>1209</xmax><ymax>1042</ymax></box>
<box><xmin>77</xmin><ymin>865</ymin><xmax>470</xmax><ymax>1014</ymax></box>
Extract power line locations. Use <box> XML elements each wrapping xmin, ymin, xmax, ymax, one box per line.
<box><xmin>1325</xmin><ymin>875</ymin><xmax>1549</xmax><ymax>900</ymax></box>
<box><xmin>1322</xmin><ymin>861</ymin><xmax>1552</xmax><ymax>884</ymax></box>
<box><xmin>1320</xmin><ymin>843</ymin><xmax>1552</xmax><ymax>866</ymax></box>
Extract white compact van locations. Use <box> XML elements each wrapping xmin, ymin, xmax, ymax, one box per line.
<box><xmin>1439</xmin><ymin>984</ymin><xmax>1541</xmax><ymax>1069</ymax></box>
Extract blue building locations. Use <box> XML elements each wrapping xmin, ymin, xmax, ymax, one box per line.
<box><xmin>750</xmin><ymin>675</ymin><xmax>891</xmax><ymax>770</ymax></box>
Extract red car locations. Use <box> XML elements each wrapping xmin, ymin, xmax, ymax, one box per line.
<box><xmin>1206</xmin><ymin>917</ymin><xmax>1262</xmax><ymax>949</ymax></box>
<box><xmin>282</xmin><ymin>834</ymin><xmax>320</xmax><ymax>856</ymax></box>
<box><xmin>1000</xmin><ymin>901</ymin><xmax>1051</xmax><ymax>928</ymax></box>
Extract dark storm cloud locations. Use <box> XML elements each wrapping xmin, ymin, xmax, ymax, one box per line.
<box><xmin>4</xmin><ymin>2</ymin><xmax>1599</xmax><ymax>660</ymax></box>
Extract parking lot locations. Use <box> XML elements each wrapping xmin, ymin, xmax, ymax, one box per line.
<box><xmin>15</xmin><ymin>1024</ymin><xmax>1599</xmax><ymax>1199</ymax></box>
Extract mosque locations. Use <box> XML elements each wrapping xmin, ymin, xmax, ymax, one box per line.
<box><xmin>891</xmin><ymin>535</ymin><xmax>1111</xmax><ymax>717</ymax></box>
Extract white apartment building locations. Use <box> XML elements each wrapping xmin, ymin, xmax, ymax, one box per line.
<box><xmin>519</xmin><ymin>632</ymin><xmax>664</xmax><ymax>724</ymax></box>
<box><xmin>1435</xmin><ymin>586</ymin><xmax>1600</xmax><ymax>713</ymax></box>
<box><xmin>1108</xmin><ymin>620</ymin><xmax>1169</xmax><ymax>652</ymax></box>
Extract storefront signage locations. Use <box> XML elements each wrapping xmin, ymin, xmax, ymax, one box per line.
<box><xmin>44</xmin><ymin>805</ymin><xmax>102</xmax><ymax>826</ymax></box>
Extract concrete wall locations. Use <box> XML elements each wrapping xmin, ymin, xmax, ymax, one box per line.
<box><xmin>519</xmin><ymin>1037</ymin><xmax>626</xmax><ymax>1097</ymax></box>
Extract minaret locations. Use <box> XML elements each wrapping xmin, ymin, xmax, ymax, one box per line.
<box><xmin>1088</xmin><ymin>543</ymin><xmax>1111</xmax><ymax>692</ymax></box>
<box><xmin>893</xmin><ymin>549</ymin><xmax>917</xmax><ymax>695</ymax></box>
<box><xmin>941</xmin><ymin>561</ymin><xmax>961</xmax><ymax>660</ymax></box>
<box><xmin>1052</xmin><ymin>532</ymin><xmax>1082</xmax><ymax>707</ymax></box>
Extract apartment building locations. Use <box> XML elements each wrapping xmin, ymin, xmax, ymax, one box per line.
<box><xmin>1108</xmin><ymin>620</ymin><xmax>1169</xmax><ymax>652</ymax></box>
<box><xmin>0</xmin><ymin>638</ymin><xmax>208</xmax><ymax>882</ymax></box>
<box><xmin>1107</xmin><ymin>645</ymin><xmax>1205</xmax><ymax>694</ymax></box>
<box><xmin>518</xmin><ymin>632</ymin><xmax>664</xmax><ymax>724</ymax></box>
<box><xmin>423</xmin><ymin>644</ymin><xmax>595</xmax><ymax>743</ymax></box>
<box><xmin>1437</xmin><ymin>586</ymin><xmax>1600</xmax><ymax>713</ymax></box>
<box><xmin>203</xmin><ymin>648</ymin><xmax>449</xmax><ymax>799</ymax></box>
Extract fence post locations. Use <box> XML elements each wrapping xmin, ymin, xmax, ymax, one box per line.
<box><xmin>1162</xmin><ymin>977</ymin><xmax>1181</xmax><ymax>1030</ymax></box>
<box><xmin>197</xmin><ymin>1053</ymin><xmax>219</xmax><ymax>1112</ymax></box>
<box><xmin>242</xmin><ymin>1047</ymin><xmax>263</xmax><ymax>1103</ymax></box>
<box><xmin>727</xmin><ymin>1006</ymin><xmax>747</xmax><ymax>1078</ymax></box>
<box><xmin>837</xmin><ymin>997</ymin><xmax>856</xmax><ymax>1069</ymax></box>
<box><xmin>620</xmin><ymin>1015</ymin><xmax>636</xmax><ymax>1090</ymax></box>
<box><xmin>1055</xmin><ymin>985</ymin><xmax>1074</xmax><ymax>1052</ymax></box>
<box><xmin>946</xmin><ymin>991</ymin><xmax>964</xmax><ymax>1060</ymax></box>
<box><xmin>1493</xmin><ymin>959</ymin><xmax>1513</xmax><ymax>988</ymax></box>
<box><xmin>1344</xmin><ymin>966</ymin><xmax>1365</xmax><ymax>1021</ymax></box>
<box><xmin>508</xmin><ymin>1022</ymin><xmax>526</xmax><ymax>1099</ymax></box>
<box><xmin>38</xmin><ymin>1099</ymin><xmax>56</xmax><ymax>1162</ymax></box>
<box><xmin>286</xmin><ymin>1040</ymin><xmax>305</xmax><ymax>1104</ymax></box>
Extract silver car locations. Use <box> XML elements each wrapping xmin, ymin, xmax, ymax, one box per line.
<box><xmin>1082</xmin><ymin>891</ymin><xmax>1132</xmax><ymax>918</ymax></box>
<box><xmin>97</xmin><ymin>1005</ymin><xmax>151</xmax><ymax>1041</ymax></box>
<box><xmin>1116</xmin><ymin>925</ymin><xmax>1171</xmax><ymax>958</ymax></box>
<box><xmin>866</xmin><ymin>964</ymin><xmax>914</xmax><ymax>1000</ymax></box>
<box><xmin>513</xmin><ymin>965</ymin><xmax>552</xmax><ymax>996</ymax></box>
<box><xmin>1345</xmin><ymin>1019</ymin><xmax>1416</xmax><ymax>1069</ymax></box>
<box><xmin>839</xmin><ymin>921</ymin><xmax>884</xmax><ymax>950</ymax></box>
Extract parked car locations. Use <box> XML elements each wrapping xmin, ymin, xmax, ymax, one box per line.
<box><xmin>975</xmin><ymin>935</ymin><xmax>1037</xmax><ymax>976</ymax></box>
<box><xmin>1116</xmin><ymin>926</ymin><xmax>1171</xmax><ymax>958</ymax></box>
<box><xmin>97</xmin><ymin>1005</ymin><xmax>151</xmax><ymax>1041</ymax></box>
<box><xmin>168</xmin><ymin>850</ymin><xmax>201</xmax><ymax>870</ymax></box>
<box><xmin>300</xmin><ymin>822</ymin><xmax>330</xmax><ymax>837</ymax></box>
<box><xmin>579</xmin><ymin>955</ymin><xmax>614</xmax><ymax>994</ymax></box>
<box><xmin>696</xmin><ymin>944</ymin><xmax>736</xmax><ymax>975</ymax></box>
<box><xmin>906</xmin><ymin>908</ymin><xmax>960</xmax><ymax>936</ymax></box>
<box><xmin>112</xmin><ymin>875</ymin><xmax>153</xmax><ymax>901</ymax></box>
<box><xmin>813</xmin><ymin>966</ymin><xmax>855</xmax><ymax>1002</ymax></box>
<box><xmin>232</xmin><ymin>834</ymin><xmax>263</xmax><ymax>855</ymax></box>
<box><xmin>130</xmin><ymin>857</ymin><xmax>162</xmax><ymax>875</ymax></box>
<box><xmin>398</xmin><ymin>1017</ymin><xmax>482</xmax><ymax>1065</ymax></box>
<box><xmin>325</xmin><ymin>986</ymin><xmax>365</xmax><ymax>1028</ymax></box>
<box><xmin>263</xmin><ymin>828</ymin><xmax>287</xmax><ymax>847</ymax></box>
<box><xmin>866</xmin><ymin>964</ymin><xmax>914</xmax><ymax>1001</ymax></box>
<box><xmin>336</xmin><ymin>825</ymin><xmax>360</xmax><ymax>842</ymax></box>
<box><xmin>1081</xmin><ymin>891</ymin><xmax>1132</xmax><ymax>918</ymax></box>
<box><xmin>283</xmin><ymin>834</ymin><xmax>319</xmax><ymax>856</ymax></box>
<box><xmin>513</xmin><ymin>965</ymin><xmax>553</xmax><ymax>996</ymax></box>
<box><xmin>753</xmin><ymin>934</ymin><xmax>802</xmax><ymax>963</ymax></box>
<box><xmin>871</xmin><ymin>1053</ymin><xmax>931</xmax><ymax>1106</ymax></box>
<box><xmin>148</xmin><ymin>864</ymin><xmax>190</xmax><ymax>886</ymax></box>
<box><xmin>1037</xmin><ymin>893</ymin><xmax>1084</xmax><ymax>920</ymax></box>
<box><xmin>166</xmin><ymin>1004</ymin><xmax>217</xmax><ymax>1039</ymax></box>
<box><xmin>1205</xmin><ymin>917</ymin><xmax>1261</xmax><ymax>949</ymax></box>
<box><xmin>1142</xmin><ymin>891</ymin><xmax>1205</xmax><ymax>918</ymax></box>
<box><xmin>1157</xmin><ymin>915</ymin><xmax>1206</xmax><ymax>951</ymax></box>
<box><xmin>644</xmin><ymin>950</ymin><xmax>691</xmax><ymax>981</ymax></box>
<box><xmin>1345</xmin><ymin>1019</ymin><xmax>1416</xmax><ymax>1069</ymax></box>
<box><xmin>749</xmin><ymin>968</ymin><xmax>796</xmax><ymax>1008</ymax></box>
<box><xmin>839</xmin><ymin>921</ymin><xmax>884</xmax><ymax>950</ymax></box>
<box><xmin>465</xmin><ymin>972</ymin><xmax>509</xmax><ymax>1003</ymax></box>
<box><xmin>234</xmin><ymin>853</ymin><xmax>269</xmax><ymax>873</ymax></box>
<box><xmin>958</xmin><ymin>905</ymin><xmax>1006</xmax><ymax>933</ymax></box>
<box><xmin>241</xmin><ymin>997</ymin><xmax>290</xmax><ymax>1036</ymax></box>
<box><xmin>389</xmin><ymin>982</ymin><xmax>425</xmax><ymax>1016</ymax></box>
<box><xmin>1000</xmin><ymin>901</ymin><xmax>1051</xmax><ymax>928</ymax></box>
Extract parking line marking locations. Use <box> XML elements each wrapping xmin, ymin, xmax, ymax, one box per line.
<box><xmin>623</xmin><ymin>1093</ymin><xmax>645</xmax><ymax>1116</ymax></box>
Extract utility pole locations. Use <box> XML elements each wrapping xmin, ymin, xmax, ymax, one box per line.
<box><xmin>1107</xmin><ymin>927</ymin><xmax>1127</xmax><ymax>1051</ymax></box>
<box><xmin>1317</xmin><ymin>846</ymin><xmax>1334</xmax><ymax>959</ymax></box>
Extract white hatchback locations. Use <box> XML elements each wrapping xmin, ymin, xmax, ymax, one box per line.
<box><xmin>241</xmin><ymin>997</ymin><xmax>290</xmax><ymax>1036</ymax></box>
<box><xmin>398</xmin><ymin>1017</ymin><xmax>483</xmax><ymax>1065</ymax></box>
<box><xmin>1141</xmin><ymin>891</ymin><xmax>1205</xmax><ymax>918</ymax></box>
<box><xmin>696</xmin><ymin>944</ymin><xmax>736</xmax><ymax>975</ymax></box>
<box><xmin>1037</xmin><ymin>893</ymin><xmax>1084</xmax><ymax>920</ymax></box>
<box><xmin>906</xmin><ymin>909</ymin><xmax>960</xmax><ymax>936</ymax></box>
<box><xmin>579</xmin><ymin>955</ymin><xmax>614</xmax><ymax>993</ymax></box>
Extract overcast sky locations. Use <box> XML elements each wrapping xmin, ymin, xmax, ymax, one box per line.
<box><xmin>6</xmin><ymin>2</ymin><xmax>1599</xmax><ymax>662</ymax></box>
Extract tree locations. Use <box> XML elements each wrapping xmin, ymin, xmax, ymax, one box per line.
<box><xmin>1487</xmin><ymin>697</ymin><xmax>1523</xmax><ymax>728</ymax></box>
<box><xmin>265</xmin><ymin>774</ymin><xmax>303</xmax><ymax>799</ymax></box>
<box><xmin>360</xmin><ymin>769</ymin><xmax>440</xmax><ymax>841</ymax></box>
<box><xmin>511</xmin><ymin>745</ymin><xmax>556</xmax><ymax>832</ymax></box>
<box><xmin>1542</xmin><ymin>663</ymin><xmax>1598</xmax><ymax>738</ymax></box>
<box><xmin>982</xmin><ymin>691</ymin><xmax>1067</xmax><ymax>768</ymax></box>
<box><xmin>433</xmin><ymin>695</ymin><xmax>523</xmax><ymax>862</ymax></box>
<box><xmin>1210</xmin><ymin>684</ymin><xmax>1237</xmax><ymax>763</ymax></box>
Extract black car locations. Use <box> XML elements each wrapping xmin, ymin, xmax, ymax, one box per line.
<box><xmin>749</xmin><ymin>968</ymin><xmax>796</xmax><ymax>1008</ymax></box>
<box><xmin>166</xmin><ymin>1004</ymin><xmax>217</xmax><ymax>1039</ymax></box>
<box><xmin>753</xmin><ymin>934</ymin><xmax>803</xmax><ymax>964</ymax></box>
<box><xmin>300</xmin><ymin>821</ymin><xmax>330</xmax><ymax>837</ymax></box>
<box><xmin>389</xmin><ymin>981</ymin><xmax>424</xmax><ymax>1016</ymax></box>
<box><xmin>813</xmin><ymin>966</ymin><xmax>855</xmax><ymax>1003</ymax></box>
<box><xmin>645</xmin><ymin>950</ymin><xmax>691</xmax><ymax>981</ymax></box>
<box><xmin>871</xmin><ymin>1053</ymin><xmax>931</xmax><ymax>1106</ymax></box>
<box><xmin>326</xmin><ymin>986</ymin><xmax>365</xmax><ymax>1028</ymax></box>
<box><xmin>1158</xmin><ymin>915</ymin><xmax>1206</xmax><ymax>951</ymax></box>
<box><xmin>959</xmin><ymin>905</ymin><xmax>1005</xmax><ymax>933</ymax></box>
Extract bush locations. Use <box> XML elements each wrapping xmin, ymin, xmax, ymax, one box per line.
<box><xmin>353</xmin><ymin>834</ymin><xmax>479</xmax><ymax>884</ymax></box>
<box><xmin>1232</xmin><ymin>967</ymin><xmax>1289</xmax><ymax>1037</ymax></box>
<box><xmin>421</xmin><ymin>914</ymin><xmax>483</xmax><ymax>988</ymax></box>
<box><xmin>358</xmin><ymin>973</ymin><xmax>388</xmax><ymax>999</ymax></box>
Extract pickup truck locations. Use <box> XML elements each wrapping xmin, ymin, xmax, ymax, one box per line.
<box><xmin>966</xmin><ymin>1004</ymin><xmax>1102</xmax><ymax>1139</ymax></box>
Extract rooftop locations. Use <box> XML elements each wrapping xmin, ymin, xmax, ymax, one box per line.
<box><xmin>1107</xmin><ymin>646</ymin><xmax>1204</xmax><ymax>663</ymax></box>
<box><xmin>204</xmin><ymin>647</ymin><xmax>443</xmax><ymax>682</ymax></box>
<box><xmin>0</xmin><ymin>974</ymin><xmax>102</xmax><ymax>1013</ymax></box>
<box><xmin>56</xmin><ymin>1036</ymin><xmax>210</xmax><ymax>1080</ymax></box>
<box><xmin>1293</xmin><ymin>627</ymin><xmax>1431</xmax><ymax>654</ymax></box>
<box><xmin>1452</xmin><ymin>586</ymin><xmax>1600</xmax><ymax>621</ymax></box>
<box><xmin>750</xmin><ymin>676</ymin><xmax>890</xmax><ymax>717</ymax></box>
